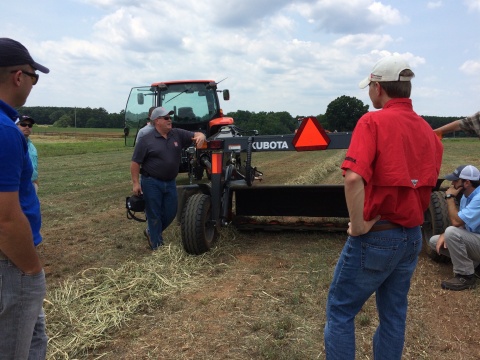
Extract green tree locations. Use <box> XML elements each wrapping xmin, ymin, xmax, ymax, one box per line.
<box><xmin>325</xmin><ymin>95</ymin><xmax>369</xmax><ymax>132</ymax></box>
<box><xmin>53</xmin><ymin>114</ymin><xmax>73</xmax><ymax>127</ymax></box>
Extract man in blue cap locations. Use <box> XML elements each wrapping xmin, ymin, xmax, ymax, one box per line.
<box><xmin>429</xmin><ymin>164</ymin><xmax>480</xmax><ymax>290</ymax></box>
<box><xmin>0</xmin><ymin>37</ymin><xmax>49</xmax><ymax>358</ymax></box>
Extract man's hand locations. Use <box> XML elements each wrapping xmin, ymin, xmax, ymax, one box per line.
<box><xmin>436</xmin><ymin>233</ymin><xmax>447</xmax><ymax>255</ymax></box>
<box><xmin>192</xmin><ymin>132</ymin><xmax>206</xmax><ymax>148</ymax></box>
<box><xmin>347</xmin><ymin>215</ymin><xmax>381</xmax><ymax>236</ymax></box>
<box><xmin>132</xmin><ymin>183</ymin><xmax>142</xmax><ymax>196</ymax></box>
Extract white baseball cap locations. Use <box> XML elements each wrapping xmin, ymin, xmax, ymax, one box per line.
<box><xmin>359</xmin><ymin>55</ymin><xmax>414</xmax><ymax>89</ymax></box>
<box><xmin>445</xmin><ymin>165</ymin><xmax>480</xmax><ymax>181</ymax></box>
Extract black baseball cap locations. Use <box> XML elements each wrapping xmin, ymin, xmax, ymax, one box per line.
<box><xmin>0</xmin><ymin>38</ymin><xmax>49</xmax><ymax>74</ymax></box>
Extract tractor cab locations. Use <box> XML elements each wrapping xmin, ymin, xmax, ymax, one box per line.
<box><xmin>124</xmin><ymin>80</ymin><xmax>233</xmax><ymax>147</ymax></box>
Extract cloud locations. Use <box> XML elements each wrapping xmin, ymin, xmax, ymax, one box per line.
<box><xmin>292</xmin><ymin>0</ymin><xmax>406</xmax><ymax>34</ymax></box>
<box><xmin>427</xmin><ymin>1</ymin><xmax>443</xmax><ymax>9</ymax></box>
<box><xmin>464</xmin><ymin>0</ymin><xmax>480</xmax><ymax>11</ymax></box>
<box><xmin>460</xmin><ymin>60</ymin><xmax>480</xmax><ymax>75</ymax></box>
<box><xmin>334</xmin><ymin>34</ymin><xmax>393</xmax><ymax>49</ymax></box>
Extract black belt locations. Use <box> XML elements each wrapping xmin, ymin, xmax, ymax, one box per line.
<box><xmin>140</xmin><ymin>169</ymin><xmax>171</xmax><ymax>182</ymax></box>
<box><xmin>369</xmin><ymin>221</ymin><xmax>402</xmax><ymax>232</ymax></box>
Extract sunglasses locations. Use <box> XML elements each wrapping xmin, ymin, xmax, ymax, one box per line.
<box><xmin>157</xmin><ymin>115</ymin><xmax>171</xmax><ymax>120</ymax></box>
<box><xmin>19</xmin><ymin>122</ymin><xmax>33</xmax><ymax>128</ymax></box>
<box><xmin>10</xmin><ymin>69</ymin><xmax>39</xmax><ymax>85</ymax></box>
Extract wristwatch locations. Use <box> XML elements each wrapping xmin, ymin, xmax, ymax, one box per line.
<box><xmin>445</xmin><ymin>194</ymin><xmax>455</xmax><ymax>200</ymax></box>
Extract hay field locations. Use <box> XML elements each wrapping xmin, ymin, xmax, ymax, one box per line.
<box><xmin>32</xmin><ymin>135</ymin><xmax>480</xmax><ymax>359</ymax></box>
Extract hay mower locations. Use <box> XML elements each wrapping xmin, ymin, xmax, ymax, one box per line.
<box><xmin>124</xmin><ymin>79</ymin><xmax>450</xmax><ymax>255</ymax></box>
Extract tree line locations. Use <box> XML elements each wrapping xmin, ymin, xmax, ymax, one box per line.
<box><xmin>19</xmin><ymin>99</ymin><xmax>468</xmax><ymax>137</ymax></box>
<box><xmin>18</xmin><ymin>106</ymin><xmax>124</xmax><ymax>129</ymax></box>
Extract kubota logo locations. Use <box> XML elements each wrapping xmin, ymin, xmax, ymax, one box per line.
<box><xmin>252</xmin><ymin>141</ymin><xmax>289</xmax><ymax>150</ymax></box>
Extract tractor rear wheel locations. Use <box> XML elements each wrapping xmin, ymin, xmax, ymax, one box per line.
<box><xmin>181</xmin><ymin>193</ymin><xmax>218</xmax><ymax>255</ymax></box>
<box><xmin>422</xmin><ymin>191</ymin><xmax>450</xmax><ymax>263</ymax></box>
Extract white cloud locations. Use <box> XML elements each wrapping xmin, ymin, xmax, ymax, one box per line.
<box><xmin>464</xmin><ymin>0</ymin><xmax>480</xmax><ymax>11</ymax></box>
<box><xmin>460</xmin><ymin>60</ymin><xmax>480</xmax><ymax>75</ymax></box>
<box><xmin>334</xmin><ymin>34</ymin><xmax>393</xmax><ymax>49</ymax></box>
<box><xmin>427</xmin><ymin>1</ymin><xmax>442</xmax><ymax>9</ymax></box>
<box><xmin>292</xmin><ymin>0</ymin><xmax>406</xmax><ymax>34</ymax></box>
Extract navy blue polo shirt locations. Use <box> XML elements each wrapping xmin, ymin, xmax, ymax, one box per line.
<box><xmin>132</xmin><ymin>128</ymin><xmax>194</xmax><ymax>181</ymax></box>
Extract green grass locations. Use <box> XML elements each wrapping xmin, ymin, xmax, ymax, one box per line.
<box><xmin>33</xmin><ymin>126</ymin><xmax>124</xmax><ymax>135</ymax></box>
<box><xmin>35</xmin><ymin>138</ymin><xmax>126</xmax><ymax>157</ymax></box>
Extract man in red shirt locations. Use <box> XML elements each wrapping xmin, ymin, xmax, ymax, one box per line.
<box><xmin>324</xmin><ymin>55</ymin><xmax>443</xmax><ymax>360</ymax></box>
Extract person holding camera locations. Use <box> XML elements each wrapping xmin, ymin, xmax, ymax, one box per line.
<box><xmin>130</xmin><ymin>106</ymin><xmax>206</xmax><ymax>250</ymax></box>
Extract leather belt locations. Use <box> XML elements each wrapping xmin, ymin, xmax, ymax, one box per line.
<box><xmin>0</xmin><ymin>250</ymin><xmax>8</xmax><ymax>260</ymax></box>
<box><xmin>369</xmin><ymin>222</ymin><xmax>402</xmax><ymax>232</ymax></box>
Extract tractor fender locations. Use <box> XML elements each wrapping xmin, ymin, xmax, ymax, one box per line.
<box><xmin>176</xmin><ymin>183</ymin><xmax>211</xmax><ymax>223</ymax></box>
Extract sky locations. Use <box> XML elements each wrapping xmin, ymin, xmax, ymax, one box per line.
<box><xmin>1</xmin><ymin>0</ymin><xmax>479</xmax><ymax>118</ymax></box>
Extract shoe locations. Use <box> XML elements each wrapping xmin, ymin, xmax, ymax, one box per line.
<box><xmin>441</xmin><ymin>274</ymin><xmax>476</xmax><ymax>291</ymax></box>
<box><xmin>475</xmin><ymin>264</ymin><xmax>480</xmax><ymax>279</ymax></box>
<box><xmin>143</xmin><ymin>229</ymin><xmax>155</xmax><ymax>250</ymax></box>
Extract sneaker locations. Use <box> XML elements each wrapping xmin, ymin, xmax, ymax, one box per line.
<box><xmin>143</xmin><ymin>228</ymin><xmax>155</xmax><ymax>250</ymax></box>
<box><xmin>441</xmin><ymin>274</ymin><xmax>476</xmax><ymax>291</ymax></box>
<box><xmin>475</xmin><ymin>264</ymin><xmax>480</xmax><ymax>279</ymax></box>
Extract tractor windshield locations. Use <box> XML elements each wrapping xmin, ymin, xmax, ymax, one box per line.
<box><xmin>124</xmin><ymin>81</ymin><xmax>220</xmax><ymax>146</ymax></box>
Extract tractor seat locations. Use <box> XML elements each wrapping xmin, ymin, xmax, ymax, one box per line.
<box><xmin>177</xmin><ymin>107</ymin><xmax>196</xmax><ymax>122</ymax></box>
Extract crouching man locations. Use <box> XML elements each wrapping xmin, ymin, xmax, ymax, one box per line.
<box><xmin>429</xmin><ymin>164</ymin><xmax>480</xmax><ymax>290</ymax></box>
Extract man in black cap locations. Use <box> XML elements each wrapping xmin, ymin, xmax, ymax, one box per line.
<box><xmin>0</xmin><ymin>38</ymin><xmax>49</xmax><ymax>358</ymax></box>
<box><xmin>429</xmin><ymin>165</ymin><xmax>480</xmax><ymax>290</ymax></box>
<box><xmin>16</xmin><ymin>115</ymin><xmax>39</xmax><ymax>192</ymax></box>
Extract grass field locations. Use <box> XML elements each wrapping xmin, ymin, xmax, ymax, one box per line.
<box><xmin>30</xmin><ymin>134</ymin><xmax>480</xmax><ymax>359</ymax></box>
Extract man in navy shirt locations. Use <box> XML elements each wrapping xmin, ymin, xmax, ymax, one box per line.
<box><xmin>131</xmin><ymin>106</ymin><xmax>206</xmax><ymax>249</ymax></box>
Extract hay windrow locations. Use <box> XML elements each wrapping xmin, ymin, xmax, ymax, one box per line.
<box><xmin>45</xmin><ymin>229</ymin><xmax>237</xmax><ymax>359</ymax></box>
<box><xmin>286</xmin><ymin>150</ymin><xmax>345</xmax><ymax>185</ymax></box>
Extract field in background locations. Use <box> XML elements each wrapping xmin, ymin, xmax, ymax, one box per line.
<box><xmin>31</xmin><ymin>133</ymin><xmax>480</xmax><ymax>359</ymax></box>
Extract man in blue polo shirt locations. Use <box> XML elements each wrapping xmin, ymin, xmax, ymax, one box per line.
<box><xmin>0</xmin><ymin>37</ymin><xmax>49</xmax><ymax>358</ymax></box>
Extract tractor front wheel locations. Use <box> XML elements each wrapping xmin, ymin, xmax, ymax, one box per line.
<box><xmin>181</xmin><ymin>193</ymin><xmax>218</xmax><ymax>255</ymax></box>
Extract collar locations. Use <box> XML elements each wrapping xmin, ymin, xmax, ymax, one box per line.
<box><xmin>383</xmin><ymin>98</ymin><xmax>413</xmax><ymax>110</ymax></box>
<box><xmin>466</xmin><ymin>186</ymin><xmax>480</xmax><ymax>203</ymax></box>
<box><xmin>0</xmin><ymin>100</ymin><xmax>19</xmax><ymax>122</ymax></box>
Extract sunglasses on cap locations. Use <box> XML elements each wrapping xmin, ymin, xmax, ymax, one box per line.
<box><xmin>19</xmin><ymin>122</ymin><xmax>33</xmax><ymax>128</ymax></box>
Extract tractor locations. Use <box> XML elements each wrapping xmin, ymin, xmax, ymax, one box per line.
<box><xmin>124</xmin><ymin>80</ymin><xmax>451</xmax><ymax>256</ymax></box>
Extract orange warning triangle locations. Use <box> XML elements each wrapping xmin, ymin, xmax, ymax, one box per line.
<box><xmin>292</xmin><ymin>116</ymin><xmax>331</xmax><ymax>151</ymax></box>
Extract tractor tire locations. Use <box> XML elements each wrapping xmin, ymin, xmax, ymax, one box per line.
<box><xmin>422</xmin><ymin>191</ymin><xmax>450</xmax><ymax>263</ymax></box>
<box><xmin>181</xmin><ymin>193</ymin><xmax>218</xmax><ymax>255</ymax></box>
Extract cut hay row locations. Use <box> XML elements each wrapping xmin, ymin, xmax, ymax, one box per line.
<box><xmin>45</xmin><ymin>229</ymin><xmax>237</xmax><ymax>359</ymax></box>
<box><xmin>286</xmin><ymin>150</ymin><xmax>345</xmax><ymax>185</ymax></box>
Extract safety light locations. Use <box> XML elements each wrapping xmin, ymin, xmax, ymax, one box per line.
<box><xmin>207</xmin><ymin>140</ymin><xmax>224</xmax><ymax>150</ymax></box>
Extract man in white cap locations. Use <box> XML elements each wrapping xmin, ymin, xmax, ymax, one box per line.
<box><xmin>429</xmin><ymin>164</ymin><xmax>480</xmax><ymax>290</ymax></box>
<box><xmin>0</xmin><ymin>37</ymin><xmax>49</xmax><ymax>358</ymax></box>
<box><xmin>324</xmin><ymin>55</ymin><xmax>443</xmax><ymax>360</ymax></box>
<box><xmin>130</xmin><ymin>106</ymin><xmax>206</xmax><ymax>250</ymax></box>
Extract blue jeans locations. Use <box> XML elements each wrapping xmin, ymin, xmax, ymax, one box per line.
<box><xmin>0</xmin><ymin>260</ymin><xmax>47</xmax><ymax>360</ymax></box>
<box><xmin>141</xmin><ymin>176</ymin><xmax>178</xmax><ymax>248</ymax></box>
<box><xmin>324</xmin><ymin>226</ymin><xmax>422</xmax><ymax>360</ymax></box>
